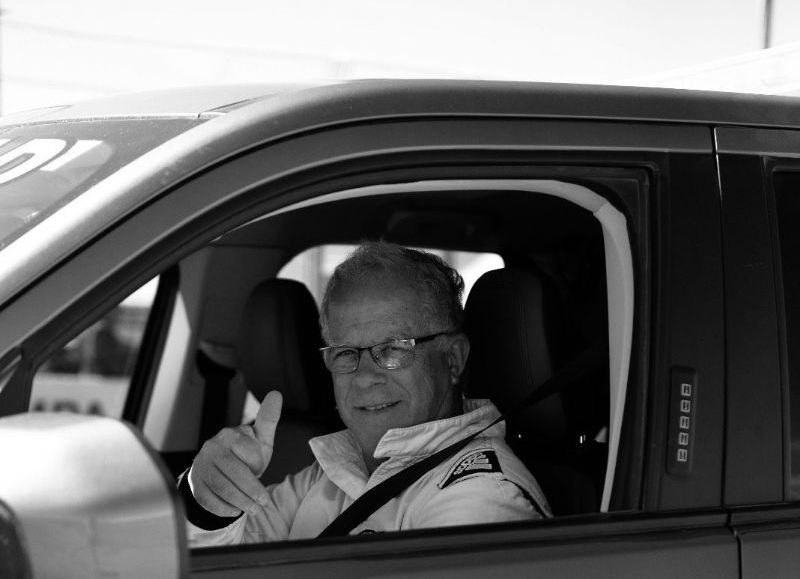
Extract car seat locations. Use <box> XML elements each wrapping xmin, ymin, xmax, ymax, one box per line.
<box><xmin>237</xmin><ymin>278</ymin><xmax>341</xmax><ymax>485</ymax></box>
<box><xmin>463</xmin><ymin>267</ymin><xmax>607</xmax><ymax>515</ymax></box>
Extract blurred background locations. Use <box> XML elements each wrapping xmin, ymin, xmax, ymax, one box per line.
<box><xmin>2</xmin><ymin>0</ymin><xmax>800</xmax><ymax>116</ymax></box>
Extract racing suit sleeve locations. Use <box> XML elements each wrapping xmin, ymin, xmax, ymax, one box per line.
<box><xmin>182</xmin><ymin>462</ymin><xmax>322</xmax><ymax>546</ymax></box>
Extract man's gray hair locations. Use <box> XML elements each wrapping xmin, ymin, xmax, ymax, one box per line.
<box><xmin>320</xmin><ymin>241</ymin><xmax>465</xmax><ymax>343</ymax></box>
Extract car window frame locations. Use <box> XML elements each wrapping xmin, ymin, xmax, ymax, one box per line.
<box><xmin>263</xmin><ymin>177</ymin><xmax>634</xmax><ymax>513</ymax></box>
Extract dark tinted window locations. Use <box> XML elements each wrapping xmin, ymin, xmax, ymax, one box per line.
<box><xmin>772</xmin><ymin>171</ymin><xmax>800</xmax><ymax>498</ymax></box>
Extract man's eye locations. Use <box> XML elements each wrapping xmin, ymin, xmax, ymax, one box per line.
<box><xmin>333</xmin><ymin>348</ymin><xmax>357</xmax><ymax>360</ymax></box>
<box><xmin>376</xmin><ymin>342</ymin><xmax>412</xmax><ymax>359</ymax></box>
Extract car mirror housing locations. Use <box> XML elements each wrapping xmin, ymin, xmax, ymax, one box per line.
<box><xmin>0</xmin><ymin>412</ymin><xmax>185</xmax><ymax>579</ymax></box>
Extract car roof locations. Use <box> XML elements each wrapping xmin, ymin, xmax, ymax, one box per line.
<box><xmin>3</xmin><ymin>79</ymin><xmax>800</xmax><ymax>129</ymax></box>
<box><xmin>0</xmin><ymin>83</ymin><xmax>323</xmax><ymax>125</ymax></box>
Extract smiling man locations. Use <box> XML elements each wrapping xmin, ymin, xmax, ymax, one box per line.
<box><xmin>182</xmin><ymin>242</ymin><xmax>550</xmax><ymax>545</ymax></box>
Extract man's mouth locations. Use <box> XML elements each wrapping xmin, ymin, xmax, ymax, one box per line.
<box><xmin>358</xmin><ymin>401</ymin><xmax>400</xmax><ymax>412</ymax></box>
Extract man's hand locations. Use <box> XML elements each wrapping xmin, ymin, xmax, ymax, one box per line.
<box><xmin>188</xmin><ymin>390</ymin><xmax>283</xmax><ymax>517</ymax></box>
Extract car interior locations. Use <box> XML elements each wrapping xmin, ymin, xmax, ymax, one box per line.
<box><xmin>34</xmin><ymin>176</ymin><xmax>632</xmax><ymax>526</ymax></box>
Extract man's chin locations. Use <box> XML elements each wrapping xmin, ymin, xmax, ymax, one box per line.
<box><xmin>350</xmin><ymin>425</ymin><xmax>394</xmax><ymax>460</ymax></box>
<box><xmin>345</xmin><ymin>409</ymin><xmax>414</xmax><ymax>454</ymax></box>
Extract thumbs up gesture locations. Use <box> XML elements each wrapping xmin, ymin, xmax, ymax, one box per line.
<box><xmin>188</xmin><ymin>390</ymin><xmax>283</xmax><ymax>517</ymax></box>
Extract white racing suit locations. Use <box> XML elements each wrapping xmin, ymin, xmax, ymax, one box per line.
<box><xmin>186</xmin><ymin>399</ymin><xmax>551</xmax><ymax>545</ymax></box>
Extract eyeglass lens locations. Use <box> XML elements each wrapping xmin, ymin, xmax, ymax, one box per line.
<box><xmin>324</xmin><ymin>340</ymin><xmax>415</xmax><ymax>373</ymax></box>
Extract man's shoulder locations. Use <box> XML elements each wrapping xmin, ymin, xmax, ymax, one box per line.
<box><xmin>432</xmin><ymin>436</ymin><xmax>529</xmax><ymax>489</ymax></box>
<box><xmin>436</xmin><ymin>437</ymin><xmax>551</xmax><ymax>515</ymax></box>
<box><xmin>438</xmin><ymin>444</ymin><xmax>505</xmax><ymax>489</ymax></box>
<box><xmin>403</xmin><ymin>436</ymin><xmax>551</xmax><ymax>523</ymax></box>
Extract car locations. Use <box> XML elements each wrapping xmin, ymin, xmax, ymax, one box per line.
<box><xmin>0</xmin><ymin>79</ymin><xmax>799</xmax><ymax>578</ymax></box>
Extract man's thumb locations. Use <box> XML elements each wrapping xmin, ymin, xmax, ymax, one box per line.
<box><xmin>253</xmin><ymin>390</ymin><xmax>283</xmax><ymax>447</ymax></box>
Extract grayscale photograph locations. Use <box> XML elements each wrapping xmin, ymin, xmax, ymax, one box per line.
<box><xmin>0</xmin><ymin>1</ymin><xmax>798</xmax><ymax>577</ymax></box>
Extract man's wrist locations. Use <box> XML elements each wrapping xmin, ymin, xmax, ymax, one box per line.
<box><xmin>178</xmin><ymin>468</ymin><xmax>243</xmax><ymax>531</ymax></box>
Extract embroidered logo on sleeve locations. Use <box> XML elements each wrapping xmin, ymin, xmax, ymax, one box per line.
<box><xmin>439</xmin><ymin>449</ymin><xmax>502</xmax><ymax>489</ymax></box>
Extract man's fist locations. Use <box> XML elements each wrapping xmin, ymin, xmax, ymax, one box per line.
<box><xmin>188</xmin><ymin>390</ymin><xmax>283</xmax><ymax>517</ymax></box>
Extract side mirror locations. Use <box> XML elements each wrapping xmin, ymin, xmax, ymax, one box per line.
<box><xmin>0</xmin><ymin>412</ymin><xmax>186</xmax><ymax>579</ymax></box>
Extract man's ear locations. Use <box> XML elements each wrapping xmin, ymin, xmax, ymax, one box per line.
<box><xmin>446</xmin><ymin>333</ymin><xmax>470</xmax><ymax>385</ymax></box>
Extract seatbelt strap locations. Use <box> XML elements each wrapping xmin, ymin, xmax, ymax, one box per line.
<box><xmin>318</xmin><ymin>345</ymin><xmax>605</xmax><ymax>538</ymax></box>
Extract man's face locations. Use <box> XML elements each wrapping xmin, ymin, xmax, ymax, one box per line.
<box><xmin>326</xmin><ymin>280</ymin><xmax>459</xmax><ymax>460</ymax></box>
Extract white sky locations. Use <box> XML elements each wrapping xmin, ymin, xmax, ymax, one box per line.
<box><xmin>1</xmin><ymin>0</ymin><xmax>799</xmax><ymax>113</ymax></box>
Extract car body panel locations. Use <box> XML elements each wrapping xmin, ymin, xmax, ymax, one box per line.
<box><xmin>190</xmin><ymin>512</ymin><xmax>737</xmax><ymax>578</ymax></box>
<box><xmin>716</xmin><ymin>136</ymin><xmax>783</xmax><ymax>506</ymax></box>
<box><xmin>642</xmin><ymin>151</ymin><xmax>726</xmax><ymax>511</ymax></box>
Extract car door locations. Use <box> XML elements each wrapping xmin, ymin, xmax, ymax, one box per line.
<box><xmin>716</xmin><ymin>126</ymin><xmax>800</xmax><ymax>577</ymax></box>
<box><xmin>0</xmin><ymin>85</ymin><xmax>735</xmax><ymax>577</ymax></box>
<box><xmin>180</xmin><ymin>118</ymin><xmax>733</xmax><ymax>577</ymax></box>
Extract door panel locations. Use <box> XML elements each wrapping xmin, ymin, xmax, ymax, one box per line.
<box><xmin>716</xmin><ymin>127</ymin><xmax>786</xmax><ymax>506</ymax></box>
<box><xmin>716</xmin><ymin>151</ymin><xmax>783</xmax><ymax>506</ymax></box>
<box><xmin>732</xmin><ymin>506</ymin><xmax>800</xmax><ymax>578</ymax></box>
<box><xmin>644</xmin><ymin>151</ymin><xmax>726</xmax><ymax>511</ymax></box>
<box><xmin>190</xmin><ymin>514</ymin><xmax>737</xmax><ymax>578</ymax></box>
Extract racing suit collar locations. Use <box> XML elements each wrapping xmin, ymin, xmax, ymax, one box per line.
<box><xmin>309</xmin><ymin>399</ymin><xmax>506</xmax><ymax>499</ymax></box>
<box><xmin>373</xmin><ymin>398</ymin><xmax>505</xmax><ymax>459</ymax></box>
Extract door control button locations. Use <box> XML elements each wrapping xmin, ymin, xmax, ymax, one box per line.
<box><xmin>668</xmin><ymin>367</ymin><xmax>697</xmax><ymax>475</ymax></box>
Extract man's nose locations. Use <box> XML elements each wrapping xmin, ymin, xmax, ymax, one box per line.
<box><xmin>351</xmin><ymin>349</ymin><xmax>385</xmax><ymax>387</ymax></box>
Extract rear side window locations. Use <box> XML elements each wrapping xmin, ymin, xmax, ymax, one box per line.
<box><xmin>771</xmin><ymin>171</ymin><xmax>800</xmax><ymax>498</ymax></box>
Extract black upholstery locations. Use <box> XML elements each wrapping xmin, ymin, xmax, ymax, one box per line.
<box><xmin>464</xmin><ymin>267</ymin><xmax>603</xmax><ymax>515</ymax></box>
<box><xmin>237</xmin><ymin>279</ymin><xmax>340</xmax><ymax>485</ymax></box>
<box><xmin>464</xmin><ymin>268</ymin><xmax>567</xmax><ymax>444</ymax></box>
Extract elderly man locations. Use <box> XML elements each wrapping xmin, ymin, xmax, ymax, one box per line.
<box><xmin>181</xmin><ymin>242</ymin><xmax>549</xmax><ymax>544</ymax></box>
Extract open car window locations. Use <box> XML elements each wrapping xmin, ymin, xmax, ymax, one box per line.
<box><xmin>154</xmin><ymin>176</ymin><xmax>632</xmax><ymax>541</ymax></box>
<box><xmin>259</xmin><ymin>180</ymin><xmax>632</xmax><ymax>514</ymax></box>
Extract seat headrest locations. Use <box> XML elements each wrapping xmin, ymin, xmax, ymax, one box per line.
<box><xmin>464</xmin><ymin>268</ymin><xmax>567</xmax><ymax>442</ymax></box>
<box><xmin>237</xmin><ymin>279</ymin><xmax>334</xmax><ymax>418</ymax></box>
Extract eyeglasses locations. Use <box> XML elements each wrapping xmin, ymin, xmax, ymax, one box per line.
<box><xmin>319</xmin><ymin>331</ymin><xmax>452</xmax><ymax>374</ymax></box>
